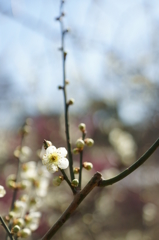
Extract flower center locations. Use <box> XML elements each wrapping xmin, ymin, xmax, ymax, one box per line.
<box><xmin>48</xmin><ymin>152</ymin><xmax>58</xmax><ymax>164</ymax></box>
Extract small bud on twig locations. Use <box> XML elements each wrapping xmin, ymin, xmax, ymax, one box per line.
<box><xmin>53</xmin><ymin>176</ymin><xmax>64</xmax><ymax>187</ymax></box>
<box><xmin>76</xmin><ymin>139</ymin><xmax>85</xmax><ymax>150</ymax></box>
<box><xmin>67</xmin><ymin>98</ymin><xmax>74</xmax><ymax>105</ymax></box>
<box><xmin>84</xmin><ymin>138</ymin><xmax>94</xmax><ymax>147</ymax></box>
<box><xmin>65</xmin><ymin>80</ymin><xmax>69</xmax><ymax>85</ymax></box>
<box><xmin>71</xmin><ymin>179</ymin><xmax>79</xmax><ymax>187</ymax></box>
<box><xmin>64</xmin><ymin>52</ymin><xmax>67</xmax><ymax>60</ymax></box>
<box><xmin>73</xmin><ymin>167</ymin><xmax>80</xmax><ymax>174</ymax></box>
<box><xmin>55</xmin><ymin>16</ymin><xmax>61</xmax><ymax>21</ymax></box>
<box><xmin>83</xmin><ymin>162</ymin><xmax>93</xmax><ymax>170</ymax></box>
<box><xmin>78</xmin><ymin>123</ymin><xmax>86</xmax><ymax>133</ymax></box>
<box><xmin>58</xmin><ymin>85</ymin><xmax>64</xmax><ymax>90</ymax></box>
<box><xmin>11</xmin><ymin>225</ymin><xmax>21</xmax><ymax>234</ymax></box>
<box><xmin>72</xmin><ymin>148</ymin><xmax>80</xmax><ymax>154</ymax></box>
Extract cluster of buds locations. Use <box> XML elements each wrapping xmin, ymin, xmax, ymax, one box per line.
<box><xmin>10</xmin><ymin>210</ymin><xmax>41</xmax><ymax>238</ymax></box>
<box><xmin>73</xmin><ymin>123</ymin><xmax>94</xmax><ymax>154</ymax></box>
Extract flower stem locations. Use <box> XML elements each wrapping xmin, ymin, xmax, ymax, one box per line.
<box><xmin>60</xmin><ymin>169</ymin><xmax>76</xmax><ymax>194</ymax></box>
<box><xmin>6</xmin><ymin>125</ymin><xmax>26</xmax><ymax>240</ymax></box>
<box><xmin>98</xmin><ymin>138</ymin><xmax>159</xmax><ymax>187</ymax></box>
<box><xmin>0</xmin><ymin>216</ymin><xmax>14</xmax><ymax>240</ymax></box>
<box><xmin>79</xmin><ymin>151</ymin><xmax>83</xmax><ymax>189</ymax></box>
<box><xmin>79</xmin><ymin>132</ymin><xmax>85</xmax><ymax>189</ymax></box>
<box><xmin>59</xmin><ymin>0</ymin><xmax>74</xmax><ymax>181</ymax></box>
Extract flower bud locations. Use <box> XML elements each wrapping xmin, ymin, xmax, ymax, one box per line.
<box><xmin>84</xmin><ymin>138</ymin><xmax>94</xmax><ymax>147</ymax></box>
<box><xmin>6</xmin><ymin>174</ymin><xmax>16</xmax><ymax>189</ymax></box>
<box><xmin>73</xmin><ymin>167</ymin><xmax>80</xmax><ymax>174</ymax></box>
<box><xmin>71</xmin><ymin>179</ymin><xmax>79</xmax><ymax>187</ymax></box>
<box><xmin>64</xmin><ymin>51</ymin><xmax>67</xmax><ymax>60</ymax></box>
<box><xmin>72</xmin><ymin>148</ymin><xmax>80</xmax><ymax>154</ymax></box>
<box><xmin>58</xmin><ymin>85</ymin><xmax>63</xmax><ymax>90</ymax></box>
<box><xmin>52</xmin><ymin>176</ymin><xmax>63</xmax><ymax>187</ymax></box>
<box><xmin>12</xmin><ymin>225</ymin><xmax>21</xmax><ymax>234</ymax></box>
<box><xmin>55</xmin><ymin>16</ymin><xmax>61</xmax><ymax>21</ymax></box>
<box><xmin>65</xmin><ymin>80</ymin><xmax>69</xmax><ymax>85</ymax></box>
<box><xmin>18</xmin><ymin>228</ymin><xmax>31</xmax><ymax>238</ymax></box>
<box><xmin>68</xmin><ymin>98</ymin><xmax>74</xmax><ymax>105</ymax></box>
<box><xmin>78</xmin><ymin>123</ymin><xmax>86</xmax><ymax>132</ymax></box>
<box><xmin>9</xmin><ymin>211</ymin><xmax>17</xmax><ymax>219</ymax></box>
<box><xmin>13</xmin><ymin>218</ymin><xmax>25</xmax><ymax>227</ymax></box>
<box><xmin>14</xmin><ymin>146</ymin><xmax>21</xmax><ymax>158</ymax></box>
<box><xmin>43</xmin><ymin>140</ymin><xmax>52</xmax><ymax>150</ymax></box>
<box><xmin>76</xmin><ymin>139</ymin><xmax>85</xmax><ymax>149</ymax></box>
<box><xmin>83</xmin><ymin>162</ymin><xmax>93</xmax><ymax>170</ymax></box>
<box><xmin>22</xmin><ymin>125</ymin><xmax>31</xmax><ymax>135</ymax></box>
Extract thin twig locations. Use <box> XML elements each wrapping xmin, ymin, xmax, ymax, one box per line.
<box><xmin>6</xmin><ymin>127</ymin><xmax>26</xmax><ymax>240</ymax></box>
<box><xmin>79</xmin><ymin>151</ymin><xmax>83</xmax><ymax>189</ymax></box>
<box><xmin>98</xmin><ymin>138</ymin><xmax>159</xmax><ymax>187</ymax></box>
<box><xmin>60</xmin><ymin>169</ymin><xmax>76</xmax><ymax>194</ymax></box>
<box><xmin>0</xmin><ymin>216</ymin><xmax>14</xmax><ymax>240</ymax></box>
<box><xmin>41</xmin><ymin>172</ymin><xmax>102</xmax><ymax>240</ymax></box>
<box><xmin>59</xmin><ymin>0</ymin><xmax>74</xmax><ymax>181</ymax></box>
<box><xmin>10</xmin><ymin>129</ymin><xmax>26</xmax><ymax>211</ymax></box>
<box><xmin>79</xmin><ymin>132</ymin><xmax>86</xmax><ymax>189</ymax></box>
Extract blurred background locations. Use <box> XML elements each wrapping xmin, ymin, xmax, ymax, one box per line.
<box><xmin>0</xmin><ymin>0</ymin><xmax>159</xmax><ymax>239</ymax></box>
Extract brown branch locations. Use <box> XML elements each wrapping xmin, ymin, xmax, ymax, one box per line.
<box><xmin>98</xmin><ymin>138</ymin><xmax>159</xmax><ymax>187</ymax></box>
<box><xmin>41</xmin><ymin>172</ymin><xmax>102</xmax><ymax>240</ymax></box>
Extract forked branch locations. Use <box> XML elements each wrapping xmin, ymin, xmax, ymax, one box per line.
<box><xmin>41</xmin><ymin>138</ymin><xmax>159</xmax><ymax>240</ymax></box>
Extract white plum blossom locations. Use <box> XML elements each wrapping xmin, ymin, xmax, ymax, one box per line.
<box><xmin>42</xmin><ymin>146</ymin><xmax>69</xmax><ymax>173</ymax></box>
<box><xmin>0</xmin><ymin>185</ymin><xmax>6</xmax><ymax>197</ymax></box>
<box><xmin>21</xmin><ymin>161</ymin><xmax>37</xmax><ymax>180</ymax></box>
<box><xmin>25</xmin><ymin>211</ymin><xmax>41</xmax><ymax>231</ymax></box>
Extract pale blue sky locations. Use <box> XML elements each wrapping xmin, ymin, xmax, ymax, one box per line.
<box><xmin>0</xmin><ymin>0</ymin><xmax>159</xmax><ymax>128</ymax></box>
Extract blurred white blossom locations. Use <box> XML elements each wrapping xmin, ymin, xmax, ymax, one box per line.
<box><xmin>20</xmin><ymin>146</ymin><xmax>32</xmax><ymax>162</ymax></box>
<box><xmin>0</xmin><ymin>185</ymin><xmax>6</xmax><ymax>197</ymax></box>
<box><xmin>21</xmin><ymin>161</ymin><xmax>37</xmax><ymax>180</ymax></box>
<box><xmin>109</xmin><ymin>128</ymin><xmax>137</xmax><ymax>165</ymax></box>
<box><xmin>25</xmin><ymin>211</ymin><xmax>41</xmax><ymax>231</ymax></box>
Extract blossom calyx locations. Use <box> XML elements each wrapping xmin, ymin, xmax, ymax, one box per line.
<box><xmin>84</xmin><ymin>138</ymin><xmax>94</xmax><ymax>147</ymax></box>
<box><xmin>43</xmin><ymin>140</ymin><xmax>52</xmax><ymax>150</ymax></box>
<box><xmin>83</xmin><ymin>162</ymin><xmax>93</xmax><ymax>170</ymax></box>
<box><xmin>71</xmin><ymin>179</ymin><xmax>79</xmax><ymax>187</ymax></box>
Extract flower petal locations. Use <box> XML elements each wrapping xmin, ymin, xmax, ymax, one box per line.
<box><xmin>58</xmin><ymin>158</ymin><xmax>69</xmax><ymax>169</ymax></box>
<box><xmin>46</xmin><ymin>164</ymin><xmax>58</xmax><ymax>173</ymax></box>
<box><xmin>57</xmin><ymin>147</ymin><xmax>67</xmax><ymax>157</ymax></box>
<box><xmin>42</xmin><ymin>154</ymin><xmax>49</xmax><ymax>165</ymax></box>
<box><xmin>46</xmin><ymin>146</ymin><xmax>56</xmax><ymax>155</ymax></box>
<box><xmin>0</xmin><ymin>185</ymin><xmax>6</xmax><ymax>198</ymax></box>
